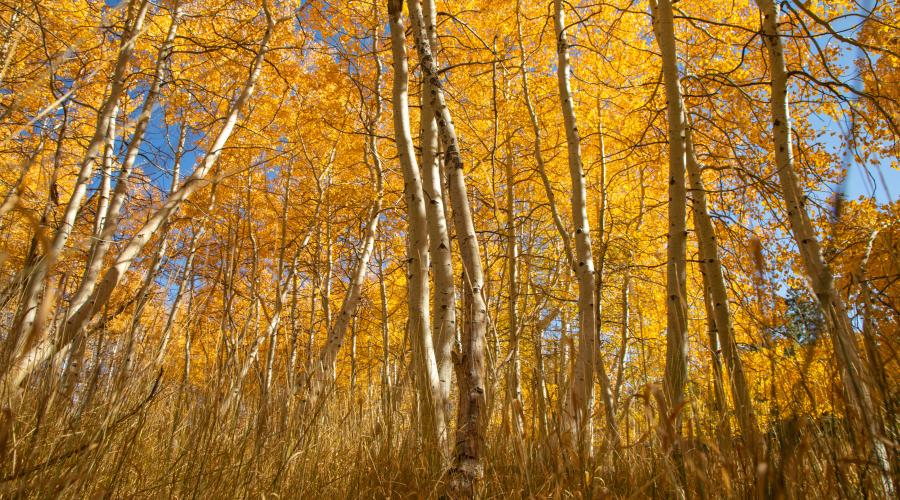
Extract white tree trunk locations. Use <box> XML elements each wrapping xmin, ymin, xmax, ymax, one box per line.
<box><xmin>755</xmin><ymin>0</ymin><xmax>893</xmax><ymax>493</ymax></box>
<box><xmin>406</xmin><ymin>0</ymin><xmax>488</xmax><ymax>493</ymax></box>
<box><xmin>7</xmin><ymin>0</ymin><xmax>151</xmax><ymax>368</ymax></box>
<box><xmin>553</xmin><ymin>0</ymin><xmax>617</xmax><ymax>458</ymax></box>
<box><xmin>684</xmin><ymin>122</ymin><xmax>761</xmax><ymax>458</ymax></box>
<box><xmin>387</xmin><ymin>0</ymin><xmax>445</xmax><ymax>447</ymax></box>
<box><xmin>418</xmin><ymin>0</ymin><xmax>457</xmax><ymax>438</ymax></box>
<box><xmin>1</xmin><ymin>8</ymin><xmax>275</xmax><ymax>393</ymax></box>
<box><xmin>650</xmin><ymin>0</ymin><xmax>689</xmax><ymax>422</ymax></box>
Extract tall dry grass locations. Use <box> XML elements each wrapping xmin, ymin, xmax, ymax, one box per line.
<box><xmin>1</xmin><ymin>340</ymin><xmax>894</xmax><ymax>499</ymax></box>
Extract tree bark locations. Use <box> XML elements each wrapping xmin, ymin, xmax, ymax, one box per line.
<box><xmin>7</xmin><ymin>0</ymin><xmax>151</xmax><ymax>370</ymax></box>
<box><xmin>684</xmin><ymin>122</ymin><xmax>760</xmax><ymax>459</ymax></box>
<box><xmin>419</xmin><ymin>0</ymin><xmax>456</xmax><ymax>434</ymax></box>
<box><xmin>317</xmin><ymin>116</ymin><xmax>384</xmax><ymax>386</ymax></box>
<box><xmin>1</xmin><ymin>5</ymin><xmax>275</xmax><ymax>394</ymax></box>
<box><xmin>406</xmin><ymin>0</ymin><xmax>489</xmax><ymax>493</ymax></box>
<box><xmin>650</xmin><ymin>0</ymin><xmax>689</xmax><ymax>425</ymax></box>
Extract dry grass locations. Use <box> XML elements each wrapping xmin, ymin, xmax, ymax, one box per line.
<box><xmin>1</xmin><ymin>351</ymin><xmax>894</xmax><ymax>499</ymax></box>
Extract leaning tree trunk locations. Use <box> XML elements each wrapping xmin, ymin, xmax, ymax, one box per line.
<box><xmin>515</xmin><ymin>0</ymin><xmax>575</xmax><ymax>272</ymax></box>
<box><xmin>6</xmin><ymin>0</ymin><xmax>151</xmax><ymax>371</ymax></box>
<box><xmin>755</xmin><ymin>0</ymin><xmax>893</xmax><ymax>494</ymax></box>
<box><xmin>0</xmin><ymin>7</ymin><xmax>275</xmax><ymax>395</ymax></box>
<box><xmin>684</xmin><ymin>122</ymin><xmax>761</xmax><ymax>461</ymax></box>
<box><xmin>406</xmin><ymin>0</ymin><xmax>488</xmax><ymax>494</ymax></box>
<box><xmin>316</xmin><ymin>113</ymin><xmax>384</xmax><ymax>388</ymax></box>
<box><xmin>552</xmin><ymin>0</ymin><xmax>618</xmax><ymax>459</ymax></box>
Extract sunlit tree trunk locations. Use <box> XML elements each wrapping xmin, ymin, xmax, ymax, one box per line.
<box><xmin>553</xmin><ymin>0</ymin><xmax>617</xmax><ymax>458</ymax></box>
<box><xmin>6</xmin><ymin>0</ymin><xmax>151</xmax><ymax>371</ymax></box>
<box><xmin>755</xmin><ymin>0</ymin><xmax>893</xmax><ymax>493</ymax></box>
<box><xmin>387</xmin><ymin>0</ymin><xmax>445</xmax><ymax>449</ymax></box>
<box><xmin>317</xmin><ymin>121</ymin><xmax>384</xmax><ymax>386</ymax></box>
<box><xmin>57</xmin><ymin>6</ymin><xmax>183</xmax><ymax>388</ymax></box>
<box><xmin>684</xmin><ymin>122</ymin><xmax>760</xmax><ymax>460</ymax></box>
<box><xmin>649</xmin><ymin>0</ymin><xmax>689</xmax><ymax>426</ymax></box>
<box><xmin>1</xmin><ymin>6</ymin><xmax>275</xmax><ymax>394</ymax></box>
<box><xmin>0</xmin><ymin>8</ymin><xmax>21</xmax><ymax>88</ymax></box>
<box><xmin>406</xmin><ymin>0</ymin><xmax>489</xmax><ymax>493</ymax></box>
<box><xmin>93</xmin><ymin>104</ymin><xmax>117</xmax><ymax>237</ymax></box>
<box><xmin>418</xmin><ymin>0</ymin><xmax>456</xmax><ymax>433</ymax></box>
<box><xmin>515</xmin><ymin>1</ymin><xmax>575</xmax><ymax>272</ymax></box>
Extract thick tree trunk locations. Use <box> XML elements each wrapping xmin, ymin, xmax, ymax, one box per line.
<box><xmin>405</xmin><ymin>0</ymin><xmax>488</xmax><ymax>493</ymax></box>
<box><xmin>419</xmin><ymin>0</ymin><xmax>456</xmax><ymax>435</ymax></box>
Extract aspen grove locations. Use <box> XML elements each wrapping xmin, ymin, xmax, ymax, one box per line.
<box><xmin>0</xmin><ymin>0</ymin><xmax>898</xmax><ymax>497</ymax></box>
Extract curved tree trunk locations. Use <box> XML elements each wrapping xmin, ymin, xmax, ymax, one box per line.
<box><xmin>406</xmin><ymin>0</ymin><xmax>489</xmax><ymax>493</ymax></box>
<box><xmin>419</xmin><ymin>0</ymin><xmax>456</xmax><ymax>438</ymax></box>
<box><xmin>317</xmin><ymin>117</ymin><xmax>384</xmax><ymax>386</ymax></box>
<box><xmin>515</xmin><ymin>1</ymin><xmax>575</xmax><ymax>272</ymax></box>
<box><xmin>6</xmin><ymin>0</ymin><xmax>151</xmax><ymax>374</ymax></box>
<box><xmin>1</xmin><ymin>7</ymin><xmax>275</xmax><ymax>395</ymax></box>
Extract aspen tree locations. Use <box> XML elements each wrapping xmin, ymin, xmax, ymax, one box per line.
<box><xmin>552</xmin><ymin>0</ymin><xmax>617</xmax><ymax>457</ymax></box>
<box><xmin>684</xmin><ymin>121</ymin><xmax>760</xmax><ymax>459</ymax></box>
<box><xmin>755</xmin><ymin>0</ymin><xmax>893</xmax><ymax>493</ymax></box>
<box><xmin>1</xmin><ymin>2</ymin><xmax>277</xmax><ymax>393</ymax></box>
<box><xmin>515</xmin><ymin>0</ymin><xmax>575</xmax><ymax>271</ymax></box>
<box><xmin>7</xmin><ymin>0</ymin><xmax>151</xmax><ymax>371</ymax></box>
<box><xmin>418</xmin><ymin>0</ymin><xmax>457</xmax><ymax>428</ymax></box>
<box><xmin>649</xmin><ymin>0</ymin><xmax>689</xmax><ymax>426</ymax></box>
<box><xmin>387</xmin><ymin>0</ymin><xmax>445</xmax><ymax>448</ymax></box>
<box><xmin>406</xmin><ymin>0</ymin><xmax>489</xmax><ymax>492</ymax></box>
<box><xmin>317</xmin><ymin>87</ymin><xmax>384</xmax><ymax>385</ymax></box>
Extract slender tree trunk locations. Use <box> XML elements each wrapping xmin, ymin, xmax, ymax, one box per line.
<box><xmin>515</xmin><ymin>1</ymin><xmax>575</xmax><ymax>271</ymax></box>
<box><xmin>0</xmin><ymin>8</ymin><xmax>21</xmax><ymax>88</ymax></box>
<box><xmin>316</xmin><ymin>124</ymin><xmax>383</xmax><ymax>387</ymax></box>
<box><xmin>650</xmin><ymin>0</ymin><xmax>689</xmax><ymax>426</ymax></box>
<box><xmin>60</xmin><ymin>7</ymin><xmax>183</xmax><ymax>386</ymax></box>
<box><xmin>93</xmin><ymin>105</ymin><xmax>117</xmax><ymax>237</ymax></box>
<box><xmin>7</xmin><ymin>0</ymin><xmax>151</xmax><ymax>368</ymax></box>
<box><xmin>553</xmin><ymin>0</ymin><xmax>617</xmax><ymax>458</ymax></box>
<box><xmin>755</xmin><ymin>0</ymin><xmax>893</xmax><ymax>494</ymax></box>
<box><xmin>387</xmin><ymin>0</ymin><xmax>445</xmax><ymax>449</ymax></box>
<box><xmin>684</xmin><ymin>122</ymin><xmax>760</xmax><ymax>460</ymax></box>
<box><xmin>417</xmin><ymin>0</ymin><xmax>457</xmax><ymax>433</ymax></box>
<box><xmin>1</xmin><ymin>7</ymin><xmax>275</xmax><ymax>393</ymax></box>
<box><xmin>504</xmin><ymin>137</ymin><xmax>524</xmax><ymax>437</ymax></box>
